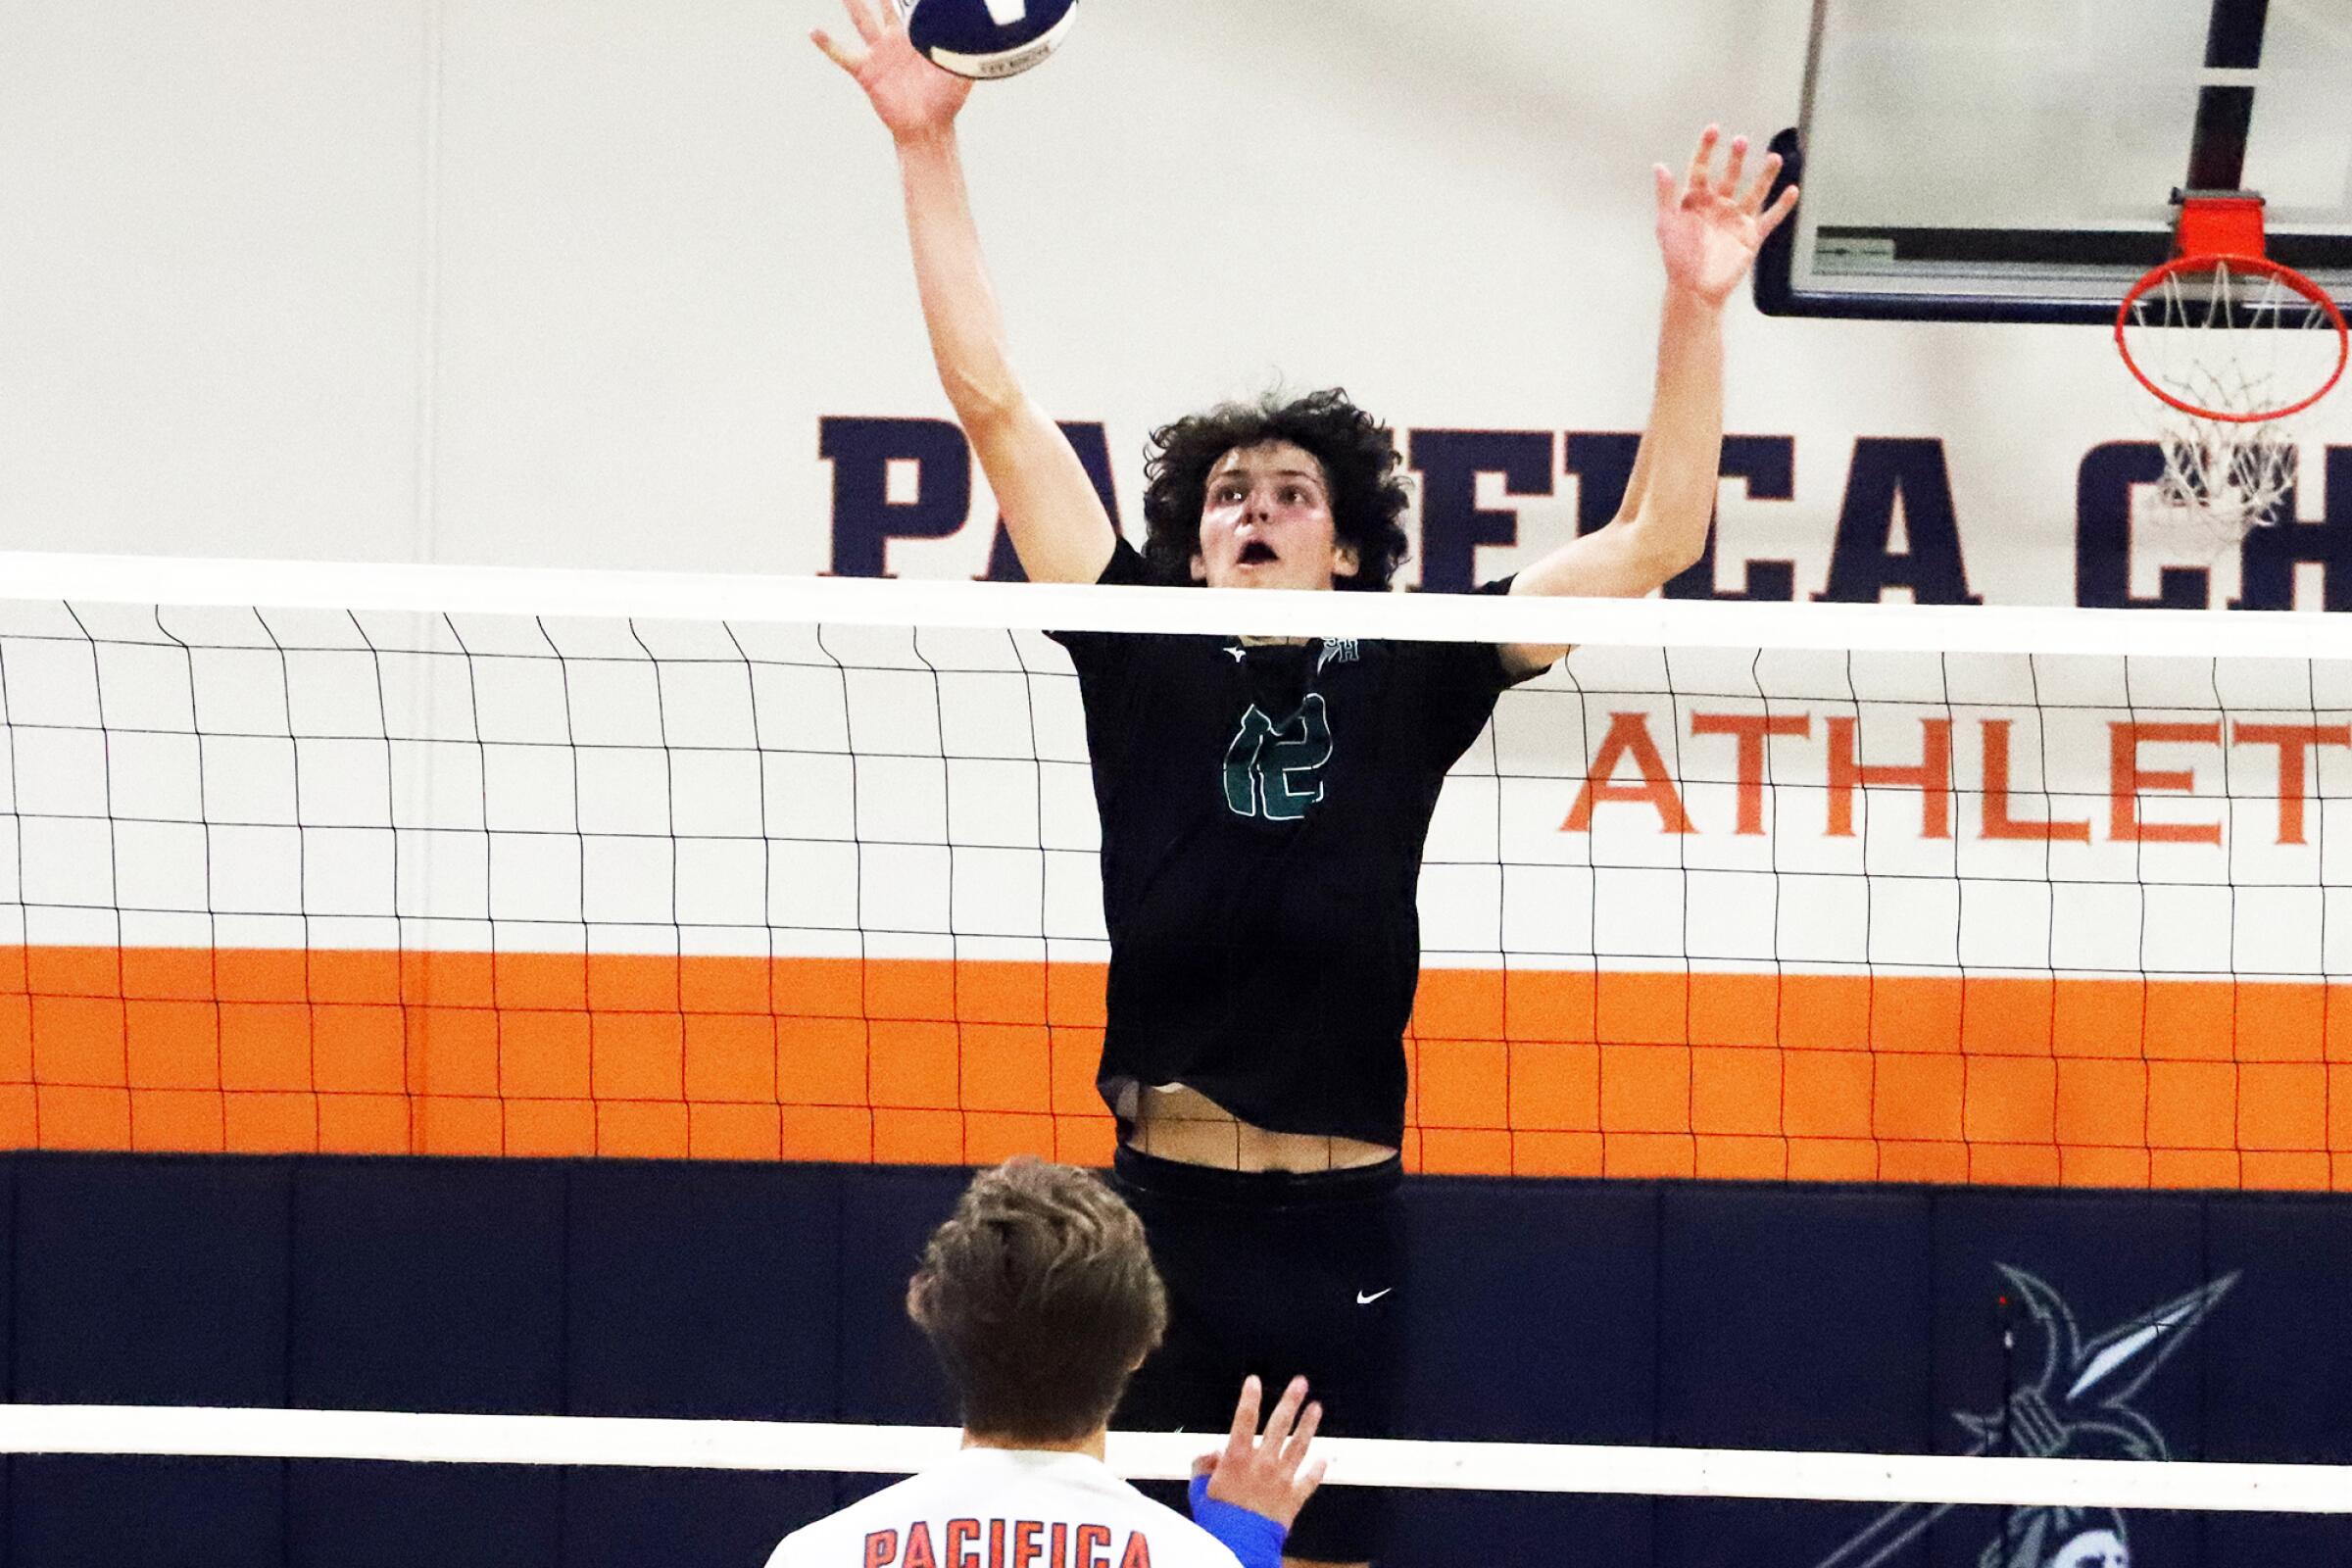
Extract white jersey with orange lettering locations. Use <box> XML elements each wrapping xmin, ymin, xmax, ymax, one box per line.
<box><xmin>762</xmin><ymin>1448</ymin><xmax>1241</xmax><ymax>1568</ymax></box>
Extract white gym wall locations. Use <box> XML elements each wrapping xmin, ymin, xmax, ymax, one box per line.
<box><xmin>1</xmin><ymin>0</ymin><xmax>2344</xmax><ymax>604</ymax></box>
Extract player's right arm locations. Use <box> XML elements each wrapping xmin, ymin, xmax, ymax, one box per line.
<box><xmin>813</xmin><ymin>0</ymin><xmax>1118</xmax><ymax>585</ymax></box>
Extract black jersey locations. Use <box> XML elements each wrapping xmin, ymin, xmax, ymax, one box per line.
<box><xmin>1048</xmin><ymin>539</ymin><xmax>1522</xmax><ymax>1148</ymax></box>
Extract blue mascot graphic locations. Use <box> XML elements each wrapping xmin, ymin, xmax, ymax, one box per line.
<box><xmin>1816</xmin><ymin>1265</ymin><xmax>2236</xmax><ymax>1568</ymax></box>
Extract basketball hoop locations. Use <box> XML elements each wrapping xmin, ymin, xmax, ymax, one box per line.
<box><xmin>2115</xmin><ymin>193</ymin><xmax>2350</xmax><ymax>536</ymax></box>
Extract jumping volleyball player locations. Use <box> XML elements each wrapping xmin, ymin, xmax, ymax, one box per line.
<box><xmin>813</xmin><ymin>5</ymin><xmax>1795</xmax><ymax>1562</ymax></box>
<box><xmin>765</xmin><ymin>1158</ymin><xmax>1324</xmax><ymax>1568</ymax></box>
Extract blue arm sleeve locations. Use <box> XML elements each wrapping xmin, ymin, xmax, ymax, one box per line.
<box><xmin>1188</xmin><ymin>1473</ymin><xmax>1289</xmax><ymax>1568</ymax></box>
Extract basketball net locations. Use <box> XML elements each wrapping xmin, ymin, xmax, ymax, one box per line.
<box><xmin>2115</xmin><ymin>194</ymin><xmax>2349</xmax><ymax>542</ymax></box>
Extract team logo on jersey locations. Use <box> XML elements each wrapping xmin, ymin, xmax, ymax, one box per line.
<box><xmin>1223</xmin><ymin>695</ymin><xmax>1333</xmax><ymax>821</ymax></box>
<box><xmin>1814</xmin><ymin>1264</ymin><xmax>2235</xmax><ymax>1568</ymax></box>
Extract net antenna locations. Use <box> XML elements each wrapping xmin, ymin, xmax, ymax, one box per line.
<box><xmin>2115</xmin><ymin>191</ymin><xmax>2351</xmax><ymax>539</ymax></box>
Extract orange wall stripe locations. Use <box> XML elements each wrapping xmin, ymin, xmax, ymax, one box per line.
<box><xmin>0</xmin><ymin>947</ymin><xmax>2346</xmax><ymax>1191</ymax></box>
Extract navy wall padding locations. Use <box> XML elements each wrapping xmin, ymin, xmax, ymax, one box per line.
<box><xmin>0</xmin><ymin>1160</ymin><xmax>12</xmax><ymax>1568</ymax></box>
<box><xmin>564</xmin><ymin>1468</ymin><xmax>833</xmax><ymax>1568</ymax></box>
<box><xmin>834</xmin><ymin>1166</ymin><xmax>965</xmax><ymax>1428</ymax></box>
<box><xmin>1656</xmin><ymin>1185</ymin><xmax>1936</xmax><ymax>1452</ymax></box>
<box><xmin>2</xmin><ymin>1152</ymin><xmax>2350</xmax><ymax>1567</ymax></box>
<box><xmin>1397</xmin><ymin>1179</ymin><xmax>1659</xmax><ymax>1444</ymax></box>
<box><xmin>14</xmin><ymin>1456</ymin><xmax>280</xmax><ymax>1568</ymax></box>
<box><xmin>286</xmin><ymin>1460</ymin><xmax>564</xmax><ymax>1568</ymax></box>
<box><xmin>16</xmin><ymin>1157</ymin><xmax>289</xmax><ymax>1406</ymax></box>
<box><xmin>565</xmin><ymin>1162</ymin><xmax>839</xmax><ymax>1422</ymax></box>
<box><xmin>289</xmin><ymin>1159</ymin><xmax>567</xmax><ymax>1414</ymax></box>
<box><xmin>2204</xmin><ymin>1194</ymin><xmax>2352</xmax><ymax>1464</ymax></box>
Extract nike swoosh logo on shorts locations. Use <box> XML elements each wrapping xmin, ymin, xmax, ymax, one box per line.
<box><xmin>1355</xmin><ymin>1288</ymin><xmax>1393</xmax><ymax>1304</ymax></box>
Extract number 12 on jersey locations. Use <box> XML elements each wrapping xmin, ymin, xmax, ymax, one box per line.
<box><xmin>1222</xmin><ymin>696</ymin><xmax>1333</xmax><ymax>821</ymax></box>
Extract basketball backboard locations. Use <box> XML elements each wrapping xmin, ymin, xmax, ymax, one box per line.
<box><xmin>1755</xmin><ymin>0</ymin><xmax>2352</xmax><ymax>323</ymax></box>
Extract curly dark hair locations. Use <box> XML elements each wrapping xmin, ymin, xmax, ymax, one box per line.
<box><xmin>1141</xmin><ymin>388</ymin><xmax>1412</xmax><ymax>592</ymax></box>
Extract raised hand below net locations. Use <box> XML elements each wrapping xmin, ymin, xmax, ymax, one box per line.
<box><xmin>812</xmin><ymin>0</ymin><xmax>972</xmax><ymax>144</ymax></box>
<box><xmin>1653</xmin><ymin>125</ymin><xmax>1799</xmax><ymax>308</ymax></box>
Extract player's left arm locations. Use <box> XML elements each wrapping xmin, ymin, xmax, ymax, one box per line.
<box><xmin>1498</xmin><ymin>127</ymin><xmax>1798</xmax><ymax>677</ymax></box>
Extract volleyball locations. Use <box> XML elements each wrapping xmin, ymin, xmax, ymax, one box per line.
<box><xmin>898</xmin><ymin>0</ymin><xmax>1079</xmax><ymax>79</ymax></box>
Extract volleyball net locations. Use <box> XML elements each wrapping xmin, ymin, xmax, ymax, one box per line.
<box><xmin>4</xmin><ymin>549</ymin><xmax>2351</xmax><ymax>1187</ymax></box>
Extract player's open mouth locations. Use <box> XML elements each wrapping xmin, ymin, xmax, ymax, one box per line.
<box><xmin>1238</xmin><ymin>541</ymin><xmax>1278</xmax><ymax>565</ymax></box>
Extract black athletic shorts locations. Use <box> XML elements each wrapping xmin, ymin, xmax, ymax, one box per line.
<box><xmin>1110</xmin><ymin>1146</ymin><xmax>1406</xmax><ymax>1565</ymax></box>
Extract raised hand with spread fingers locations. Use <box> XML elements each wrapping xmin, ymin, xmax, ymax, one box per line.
<box><xmin>811</xmin><ymin>0</ymin><xmax>1117</xmax><ymax>586</ymax></box>
<box><xmin>811</xmin><ymin>0</ymin><xmax>971</xmax><ymax>145</ymax></box>
<box><xmin>1199</xmin><ymin>1374</ymin><xmax>1327</xmax><ymax>1530</ymax></box>
<box><xmin>1653</xmin><ymin>125</ymin><xmax>1800</xmax><ymax>308</ymax></box>
<box><xmin>1498</xmin><ymin>125</ymin><xmax>1801</xmax><ymax>666</ymax></box>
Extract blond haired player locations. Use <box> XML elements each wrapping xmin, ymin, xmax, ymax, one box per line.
<box><xmin>764</xmin><ymin>1158</ymin><xmax>1322</xmax><ymax>1568</ymax></box>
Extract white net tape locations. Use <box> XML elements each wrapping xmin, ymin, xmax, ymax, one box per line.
<box><xmin>13</xmin><ymin>549</ymin><xmax>2352</xmax><ymax>659</ymax></box>
<box><xmin>0</xmin><ymin>1405</ymin><xmax>2347</xmax><ymax>1511</ymax></box>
